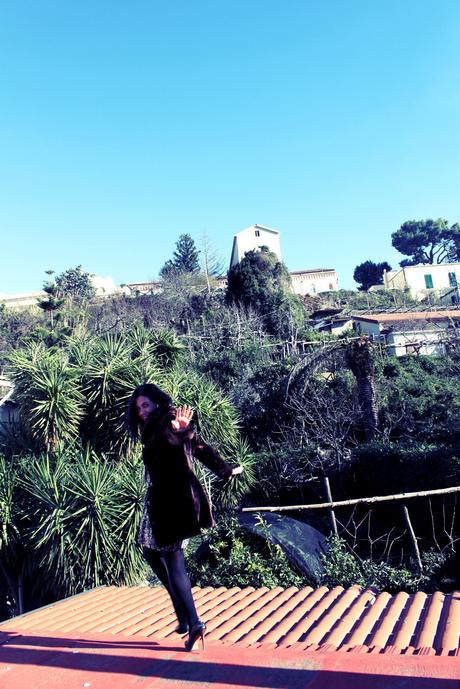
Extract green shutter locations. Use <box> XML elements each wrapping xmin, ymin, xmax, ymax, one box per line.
<box><xmin>424</xmin><ymin>274</ymin><xmax>433</xmax><ymax>289</ymax></box>
<box><xmin>449</xmin><ymin>272</ymin><xmax>458</xmax><ymax>288</ymax></box>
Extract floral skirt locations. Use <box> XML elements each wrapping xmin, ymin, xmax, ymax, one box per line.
<box><xmin>138</xmin><ymin>489</ymin><xmax>185</xmax><ymax>552</ymax></box>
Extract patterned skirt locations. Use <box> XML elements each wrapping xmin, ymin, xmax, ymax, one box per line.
<box><xmin>137</xmin><ymin>478</ymin><xmax>185</xmax><ymax>553</ymax></box>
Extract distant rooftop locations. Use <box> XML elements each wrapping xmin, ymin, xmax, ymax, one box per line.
<box><xmin>234</xmin><ymin>224</ymin><xmax>280</xmax><ymax>236</ymax></box>
<box><xmin>354</xmin><ymin>311</ymin><xmax>460</xmax><ymax>323</ymax></box>
<box><xmin>290</xmin><ymin>269</ymin><xmax>336</xmax><ymax>275</ymax></box>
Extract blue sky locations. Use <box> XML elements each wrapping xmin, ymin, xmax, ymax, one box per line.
<box><xmin>1</xmin><ymin>1</ymin><xmax>459</xmax><ymax>293</ymax></box>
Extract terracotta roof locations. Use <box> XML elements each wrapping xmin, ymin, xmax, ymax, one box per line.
<box><xmin>1</xmin><ymin>584</ymin><xmax>459</xmax><ymax>657</ymax></box>
<box><xmin>290</xmin><ymin>269</ymin><xmax>336</xmax><ymax>275</ymax></box>
<box><xmin>354</xmin><ymin>311</ymin><xmax>460</xmax><ymax>324</ymax></box>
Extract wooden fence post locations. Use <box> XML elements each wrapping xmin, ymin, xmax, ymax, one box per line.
<box><xmin>402</xmin><ymin>503</ymin><xmax>423</xmax><ymax>573</ymax></box>
<box><xmin>324</xmin><ymin>476</ymin><xmax>338</xmax><ymax>536</ymax></box>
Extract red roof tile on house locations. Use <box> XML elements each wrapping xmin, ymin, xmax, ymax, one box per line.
<box><xmin>1</xmin><ymin>585</ymin><xmax>459</xmax><ymax>656</ymax></box>
<box><xmin>354</xmin><ymin>311</ymin><xmax>460</xmax><ymax>324</ymax></box>
<box><xmin>1</xmin><ymin>586</ymin><xmax>459</xmax><ymax>689</ymax></box>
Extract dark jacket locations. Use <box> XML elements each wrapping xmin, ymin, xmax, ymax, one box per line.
<box><xmin>141</xmin><ymin>408</ymin><xmax>233</xmax><ymax>547</ymax></box>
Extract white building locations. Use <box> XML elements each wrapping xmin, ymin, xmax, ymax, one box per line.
<box><xmin>0</xmin><ymin>291</ymin><xmax>46</xmax><ymax>309</ymax></box>
<box><xmin>384</xmin><ymin>263</ymin><xmax>460</xmax><ymax>301</ymax></box>
<box><xmin>229</xmin><ymin>224</ymin><xmax>338</xmax><ymax>296</ymax></box>
<box><xmin>124</xmin><ymin>280</ymin><xmax>162</xmax><ymax>295</ymax></box>
<box><xmin>0</xmin><ymin>275</ymin><xmax>125</xmax><ymax>310</ymax></box>
<box><xmin>290</xmin><ymin>269</ymin><xmax>338</xmax><ymax>296</ymax></box>
<box><xmin>229</xmin><ymin>224</ymin><xmax>282</xmax><ymax>269</ymax></box>
<box><xmin>353</xmin><ymin>311</ymin><xmax>460</xmax><ymax>356</ymax></box>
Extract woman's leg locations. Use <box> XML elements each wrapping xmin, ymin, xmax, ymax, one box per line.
<box><xmin>142</xmin><ymin>547</ymin><xmax>188</xmax><ymax>628</ymax></box>
<box><xmin>160</xmin><ymin>550</ymin><xmax>200</xmax><ymax>627</ymax></box>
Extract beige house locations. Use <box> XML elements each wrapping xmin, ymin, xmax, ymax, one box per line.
<box><xmin>124</xmin><ymin>280</ymin><xmax>162</xmax><ymax>295</ymax></box>
<box><xmin>290</xmin><ymin>269</ymin><xmax>338</xmax><ymax>296</ymax></box>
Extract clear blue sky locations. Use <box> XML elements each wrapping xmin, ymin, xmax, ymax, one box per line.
<box><xmin>1</xmin><ymin>1</ymin><xmax>459</xmax><ymax>293</ymax></box>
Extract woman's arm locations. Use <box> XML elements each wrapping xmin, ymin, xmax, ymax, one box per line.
<box><xmin>193</xmin><ymin>439</ymin><xmax>234</xmax><ymax>480</ymax></box>
<box><xmin>170</xmin><ymin>405</ymin><xmax>243</xmax><ymax>478</ymax></box>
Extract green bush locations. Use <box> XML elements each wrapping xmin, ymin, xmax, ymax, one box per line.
<box><xmin>186</xmin><ymin>517</ymin><xmax>310</xmax><ymax>589</ymax></box>
<box><xmin>320</xmin><ymin>536</ymin><xmax>446</xmax><ymax>593</ymax></box>
<box><xmin>0</xmin><ymin>449</ymin><xmax>147</xmax><ymax>617</ymax></box>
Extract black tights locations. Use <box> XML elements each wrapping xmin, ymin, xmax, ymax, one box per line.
<box><xmin>143</xmin><ymin>547</ymin><xmax>199</xmax><ymax>627</ymax></box>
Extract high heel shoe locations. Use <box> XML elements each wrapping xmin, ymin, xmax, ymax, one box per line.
<box><xmin>184</xmin><ymin>621</ymin><xmax>206</xmax><ymax>651</ymax></box>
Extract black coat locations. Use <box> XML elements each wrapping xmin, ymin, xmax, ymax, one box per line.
<box><xmin>141</xmin><ymin>410</ymin><xmax>233</xmax><ymax>547</ymax></box>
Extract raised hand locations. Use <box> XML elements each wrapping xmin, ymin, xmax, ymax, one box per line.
<box><xmin>230</xmin><ymin>466</ymin><xmax>244</xmax><ymax>478</ymax></box>
<box><xmin>171</xmin><ymin>404</ymin><xmax>194</xmax><ymax>431</ymax></box>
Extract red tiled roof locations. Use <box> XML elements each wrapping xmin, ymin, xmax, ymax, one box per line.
<box><xmin>1</xmin><ymin>584</ymin><xmax>459</xmax><ymax>657</ymax></box>
<box><xmin>354</xmin><ymin>311</ymin><xmax>460</xmax><ymax>324</ymax></box>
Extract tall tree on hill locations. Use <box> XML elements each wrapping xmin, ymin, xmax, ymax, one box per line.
<box><xmin>160</xmin><ymin>234</ymin><xmax>200</xmax><ymax>277</ymax></box>
<box><xmin>353</xmin><ymin>260</ymin><xmax>392</xmax><ymax>291</ymax></box>
<box><xmin>226</xmin><ymin>247</ymin><xmax>307</xmax><ymax>338</ymax></box>
<box><xmin>200</xmin><ymin>233</ymin><xmax>225</xmax><ymax>294</ymax></box>
<box><xmin>36</xmin><ymin>270</ymin><xmax>65</xmax><ymax>333</ymax></box>
<box><xmin>392</xmin><ymin>218</ymin><xmax>460</xmax><ymax>266</ymax></box>
<box><xmin>55</xmin><ymin>265</ymin><xmax>96</xmax><ymax>301</ymax></box>
<box><xmin>346</xmin><ymin>337</ymin><xmax>378</xmax><ymax>441</ymax></box>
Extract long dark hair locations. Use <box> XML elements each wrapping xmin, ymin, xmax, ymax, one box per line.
<box><xmin>126</xmin><ymin>383</ymin><xmax>173</xmax><ymax>438</ymax></box>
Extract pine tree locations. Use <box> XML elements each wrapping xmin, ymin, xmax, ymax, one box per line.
<box><xmin>172</xmin><ymin>234</ymin><xmax>200</xmax><ymax>273</ymax></box>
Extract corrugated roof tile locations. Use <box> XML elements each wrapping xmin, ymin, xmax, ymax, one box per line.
<box><xmin>1</xmin><ymin>584</ymin><xmax>459</xmax><ymax>657</ymax></box>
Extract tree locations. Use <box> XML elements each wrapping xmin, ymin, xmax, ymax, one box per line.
<box><xmin>353</xmin><ymin>260</ymin><xmax>392</xmax><ymax>291</ymax></box>
<box><xmin>346</xmin><ymin>338</ymin><xmax>379</xmax><ymax>441</ymax></box>
<box><xmin>200</xmin><ymin>233</ymin><xmax>225</xmax><ymax>294</ymax></box>
<box><xmin>55</xmin><ymin>265</ymin><xmax>96</xmax><ymax>301</ymax></box>
<box><xmin>160</xmin><ymin>233</ymin><xmax>200</xmax><ymax>276</ymax></box>
<box><xmin>36</xmin><ymin>271</ymin><xmax>65</xmax><ymax>328</ymax></box>
<box><xmin>226</xmin><ymin>247</ymin><xmax>306</xmax><ymax>337</ymax></box>
<box><xmin>227</xmin><ymin>247</ymin><xmax>289</xmax><ymax>304</ymax></box>
<box><xmin>391</xmin><ymin>219</ymin><xmax>460</xmax><ymax>266</ymax></box>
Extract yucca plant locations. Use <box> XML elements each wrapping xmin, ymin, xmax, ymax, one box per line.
<box><xmin>164</xmin><ymin>369</ymin><xmax>240</xmax><ymax>453</ymax></box>
<box><xmin>150</xmin><ymin>329</ymin><xmax>185</xmax><ymax>370</ymax></box>
<box><xmin>65</xmin><ymin>451</ymin><xmax>120</xmax><ymax>589</ymax></box>
<box><xmin>214</xmin><ymin>437</ymin><xmax>258</xmax><ymax>509</ymax></box>
<box><xmin>19</xmin><ymin>451</ymin><xmax>79</xmax><ymax>599</ymax></box>
<box><xmin>0</xmin><ymin>455</ymin><xmax>24</xmax><ymax>614</ymax></box>
<box><xmin>19</xmin><ymin>447</ymin><xmax>146</xmax><ymax>605</ymax></box>
<box><xmin>110</xmin><ymin>454</ymin><xmax>146</xmax><ymax>584</ymax></box>
<box><xmin>162</xmin><ymin>369</ymin><xmax>256</xmax><ymax>509</ymax></box>
<box><xmin>77</xmin><ymin>333</ymin><xmax>163</xmax><ymax>455</ymax></box>
<box><xmin>8</xmin><ymin>343</ymin><xmax>85</xmax><ymax>452</ymax></box>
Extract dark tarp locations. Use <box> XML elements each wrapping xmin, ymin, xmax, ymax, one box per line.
<box><xmin>238</xmin><ymin>511</ymin><xmax>326</xmax><ymax>584</ymax></box>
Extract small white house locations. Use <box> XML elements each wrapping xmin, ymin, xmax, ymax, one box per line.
<box><xmin>384</xmin><ymin>263</ymin><xmax>460</xmax><ymax>300</ymax></box>
<box><xmin>229</xmin><ymin>224</ymin><xmax>282</xmax><ymax>269</ymax></box>
<box><xmin>290</xmin><ymin>269</ymin><xmax>338</xmax><ymax>296</ymax></box>
<box><xmin>125</xmin><ymin>280</ymin><xmax>162</xmax><ymax>295</ymax></box>
<box><xmin>0</xmin><ymin>291</ymin><xmax>46</xmax><ymax>309</ymax></box>
<box><xmin>353</xmin><ymin>311</ymin><xmax>460</xmax><ymax>356</ymax></box>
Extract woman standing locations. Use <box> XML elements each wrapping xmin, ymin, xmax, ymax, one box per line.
<box><xmin>126</xmin><ymin>383</ymin><xmax>242</xmax><ymax>651</ymax></box>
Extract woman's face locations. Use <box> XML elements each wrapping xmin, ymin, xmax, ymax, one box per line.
<box><xmin>136</xmin><ymin>395</ymin><xmax>158</xmax><ymax>422</ymax></box>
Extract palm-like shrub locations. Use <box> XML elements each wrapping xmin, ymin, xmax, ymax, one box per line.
<box><xmin>143</xmin><ymin>327</ymin><xmax>185</xmax><ymax>370</ymax></box>
<box><xmin>11</xmin><ymin>448</ymin><xmax>146</xmax><ymax>611</ymax></box>
<box><xmin>71</xmin><ymin>333</ymin><xmax>163</xmax><ymax>455</ymax></box>
<box><xmin>165</xmin><ymin>369</ymin><xmax>240</xmax><ymax>452</ymax></box>
<box><xmin>164</xmin><ymin>370</ymin><xmax>257</xmax><ymax>509</ymax></box>
<box><xmin>8</xmin><ymin>343</ymin><xmax>84</xmax><ymax>452</ymax></box>
<box><xmin>0</xmin><ymin>455</ymin><xmax>23</xmax><ymax>615</ymax></box>
<box><xmin>214</xmin><ymin>437</ymin><xmax>257</xmax><ymax>509</ymax></box>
